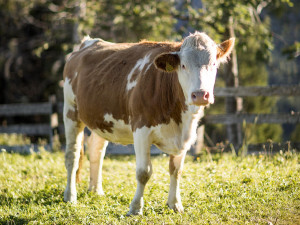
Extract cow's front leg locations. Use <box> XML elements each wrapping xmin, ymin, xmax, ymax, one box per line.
<box><xmin>127</xmin><ymin>128</ymin><xmax>152</xmax><ymax>216</ymax></box>
<box><xmin>167</xmin><ymin>151</ymin><xmax>187</xmax><ymax>213</ymax></box>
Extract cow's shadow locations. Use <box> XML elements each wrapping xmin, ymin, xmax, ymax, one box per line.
<box><xmin>0</xmin><ymin>216</ymin><xmax>31</xmax><ymax>225</ymax></box>
<box><xmin>0</xmin><ymin>186</ymin><xmax>63</xmax><ymax>207</ymax></box>
<box><xmin>0</xmin><ymin>187</ymin><xmax>64</xmax><ymax>223</ymax></box>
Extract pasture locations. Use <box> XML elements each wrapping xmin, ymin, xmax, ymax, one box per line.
<box><xmin>0</xmin><ymin>149</ymin><xmax>299</xmax><ymax>224</ymax></box>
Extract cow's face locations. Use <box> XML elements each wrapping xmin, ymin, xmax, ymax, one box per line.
<box><xmin>155</xmin><ymin>32</ymin><xmax>234</xmax><ymax>107</ymax></box>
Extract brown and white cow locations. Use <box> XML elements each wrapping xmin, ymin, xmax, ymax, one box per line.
<box><xmin>63</xmin><ymin>32</ymin><xmax>234</xmax><ymax>215</ymax></box>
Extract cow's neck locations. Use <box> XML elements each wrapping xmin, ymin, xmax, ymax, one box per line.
<box><xmin>179</xmin><ymin>104</ymin><xmax>204</xmax><ymax>151</ymax></box>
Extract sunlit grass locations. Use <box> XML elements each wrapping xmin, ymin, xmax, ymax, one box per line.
<box><xmin>0</xmin><ymin>150</ymin><xmax>299</xmax><ymax>224</ymax></box>
<box><xmin>0</xmin><ymin>134</ymin><xmax>31</xmax><ymax>146</ymax></box>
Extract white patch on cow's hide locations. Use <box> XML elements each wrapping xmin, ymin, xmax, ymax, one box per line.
<box><xmin>151</xmin><ymin>106</ymin><xmax>204</xmax><ymax>155</ymax></box>
<box><xmin>126</xmin><ymin>54</ymin><xmax>152</xmax><ymax>91</ymax></box>
<box><xmin>63</xmin><ymin>77</ymin><xmax>76</xmax><ymax>113</ymax></box>
<box><xmin>92</xmin><ymin>113</ymin><xmax>133</xmax><ymax>145</ymax></box>
<box><xmin>63</xmin><ymin>77</ymin><xmax>78</xmax><ymax>147</ymax></box>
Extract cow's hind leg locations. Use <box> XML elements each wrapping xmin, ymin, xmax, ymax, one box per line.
<box><xmin>88</xmin><ymin>132</ymin><xmax>108</xmax><ymax>195</ymax></box>
<box><xmin>167</xmin><ymin>151</ymin><xmax>187</xmax><ymax>213</ymax></box>
<box><xmin>63</xmin><ymin>102</ymin><xmax>84</xmax><ymax>203</ymax></box>
<box><xmin>127</xmin><ymin>128</ymin><xmax>152</xmax><ymax>216</ymax></box>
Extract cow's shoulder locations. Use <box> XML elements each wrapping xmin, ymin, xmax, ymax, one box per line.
<box><xmin>128</xmin><ymin>41</ymin><xmax>186</xmax><ymax>131</ymax></box>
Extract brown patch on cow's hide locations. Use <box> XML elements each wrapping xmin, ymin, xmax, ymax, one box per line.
<box><xmin>129</xmin><ymin>66</ymin><xmax>187</xmax><ymax>131</ymax></box>
<box><xmin>169</xmin><ymin>155</ymin><xmax>176</xmax><ymax>175</ymax></box>
<box><xmin>137</xmin><ymin>169</ymin><xmax>152</xmax><ymax>185</ymax></box>
<box><xmin>66</xmin><ymin>109</ymin><xmax>78</xmax><ymax>122</ymax></box>
<box><xmin>129</xmin><ymin>70</ymin><xmax>140</xmax><ymax>83</ymax></box>
<box><xmin>169</xmin><ymin>155</ymin><xmax>182</xmax><ymax>179</ymax></box>
<box><xmin>95</xmin><ymin>120</ymin><xmax>114</xmax><ymax>133</ymax></box>
<box><xmin>63</xmin><ymin>38</ymin><xmax>186</xmax><ymax>134</ymax></box>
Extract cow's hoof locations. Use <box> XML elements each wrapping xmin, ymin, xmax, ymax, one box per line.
<box><xmin>126</xmin><ymin>209</ymin><xmax>143</xmax><ymax>216</ymax></box>
<box><xmin>127</xmin><ymin>199</ymin><xmax>143</xmax><ymax>216</ymax></box>
<box><xmin>88</xmin><ymin>187</ymin><xmax>105</xmax><ymax>196</ymax></box>
<box><xmin>96</xmin><ymin>190</ymin><xmax>105</xmax><ymax>196</ymax></box>
<box><xmin>167</xmin><ymin>202</ymin><xmax>184</xmax><ymax>213</ymax></box>
<box><xmin>64</xmin><ymin>189</ymin><xmax>77</xmax><ymax>203</ymax></box>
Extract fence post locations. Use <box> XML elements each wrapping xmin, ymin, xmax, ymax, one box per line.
<box><xmin>195</xmin><ymin>125</ymin><xmax>205</xmax><ymax>155</ymax></box>
<box><xmin>49</xmin><ymin>95</ymin><xmax>58</xmax><ymax>149</ymax></box>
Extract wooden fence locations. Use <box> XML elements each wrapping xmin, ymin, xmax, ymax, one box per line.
<box><xmin>0</xmin><ymin>96</ymin><xmax>58</xmax><ymax>153</ymax></box>
<box><xmin>197</xmin><ymin>85</ymin><xmax>300</xmax><ymax>153</ymax></box>
<box><xmin>0</xmin><ymin>85</ymin><xmax>299</xmax><ymax>154</ymax></box>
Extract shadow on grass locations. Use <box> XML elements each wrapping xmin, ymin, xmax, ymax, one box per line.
<box><xmin>0</xmin><ymin>186</ymin><xmax>64</xmax><ymax>207</ymax></box>
<box><xmin>0</xmin><ymin>215</ymin><xmax>32</xmax><ymax>225</ymax></box>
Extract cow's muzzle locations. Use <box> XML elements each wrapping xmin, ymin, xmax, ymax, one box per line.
<box><xmin>191</xmin><ymin>90</ymin><xmax>211</xmax><ymax>106</ymax></box>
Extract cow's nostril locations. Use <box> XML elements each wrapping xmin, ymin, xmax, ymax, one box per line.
<box><xmin>192</xmin><ymin>93</ymin><xmax>197</xmax><ymax>100</ymax></box>
<box><xmin>204</xmin><ymin>92</ymin><xmax>209</xmax><ymax>100</ymax></box>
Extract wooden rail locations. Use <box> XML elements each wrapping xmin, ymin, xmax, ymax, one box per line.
<box><xmin>0</xmin><ymin>98</ymin><xmax>58</xmax><ymax>149</ymax></box>
<box><xmin>201</xmin><ymin>113</ymin><xmax>300</xmax><ymax>125</ymax></box>
<box><xmin>0</xmin><ymin>124</ymin><xmax>52</xmax><ymax>135</ymax></box>
<box><xmin>214</xmin><ymin>85</ymin><xmax>300</xmax><ymax>97</ymax></box>
<box><xmin>0</xmin><ymin>103</ymin><xmax>52</xmax><ymax>116</ymax></box>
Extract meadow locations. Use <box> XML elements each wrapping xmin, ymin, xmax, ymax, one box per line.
<box><xmin>0</xmin><ymin>149</ymin><xmax>299</xmax><ymax>224</ymax></box>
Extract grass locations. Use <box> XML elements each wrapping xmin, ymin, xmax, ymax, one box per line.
<box><xmin>0</xmin><ymin>150</ymin><xmax>299</xmax><ymax>224</ymax></box>
<box><xmin>0</xmin><ymin>134</ymin><xmax>31</xmax><ymax>146</ymax></box>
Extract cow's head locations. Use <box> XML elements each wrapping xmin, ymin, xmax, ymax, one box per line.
<box><xmin>155</xmin><ymin>32</ymin><xmax>234</xmax><ymax>106</ymax></box>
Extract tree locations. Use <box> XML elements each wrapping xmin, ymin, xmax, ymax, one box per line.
<box><xmin>83</xmin><ymin>0</ymin><xmax>177</xmax><ymax>42</ymax></box>
<box><xmin>267</xmin><ymin>0</ymin><xmax>300</xmax><ymax>141</ymax></box>
<box><xmin>0</xmin><ymin>0</ymin><xmax>82</xmax><ymax>103</ymax></box>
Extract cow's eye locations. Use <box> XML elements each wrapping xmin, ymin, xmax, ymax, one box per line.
<box><xmin>182</xmin><ymin>64</ymin><xmax>185</xmax><ymax>69</ymax></box>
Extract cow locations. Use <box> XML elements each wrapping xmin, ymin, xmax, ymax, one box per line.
<box><xmin>63</xmin><ymin>31</ymin><xmax>234</xmax><ymax>215</ymax></box>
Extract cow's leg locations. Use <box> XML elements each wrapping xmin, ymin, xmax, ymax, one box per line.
<box><xmin>128</xmin><ymin>128</ymin><xmax>152</xmax><ymax>216</ymax></box>
<box><xmin>88</xmin><ymin>132</ymin><xmax>108</xmax><ymax>195</ymax></box>
<box><xmin>167</xmin><ymin>151</ymin><xmax>187</xmax><ymax>213</ymax></box>
<box><xmin>63</xmin><ymin>104</ymin><xmax>84</xmax><ymax>203</ymax></box>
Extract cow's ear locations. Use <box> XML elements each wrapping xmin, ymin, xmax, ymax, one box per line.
<box><xmin>154</xmin><ymin>53</ymin><xmax>180</xmax><ymax>72</ymax></box>
<box><xmin>217</xmin><ymin>38</ymin><xmax>235</xmax><ymax>63</ymax></box>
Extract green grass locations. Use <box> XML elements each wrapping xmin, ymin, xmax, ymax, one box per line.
<box><xmin>0</xmin><ymin>134</ymin><xmax>31</xmax><ymax>146</ymax></box>
<box><xmin>0</xmin><ymin>150</ymin><xmax>299</xmax><ymax>224</ymax></box>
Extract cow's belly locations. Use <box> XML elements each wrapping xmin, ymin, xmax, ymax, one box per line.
<box><xmin>91</xmin><ymin>114</ymin><xmax>133</xmax><ymax>145</ymax></box>
<box><xmin>89</xmin><ymin>111</ymin><xmax>201</xmax><ymax>154</ymax></box>
<box><xmin>92</xmin><ymin>127</ymin><xmax>133</xmax><ymax>145</ymax></box>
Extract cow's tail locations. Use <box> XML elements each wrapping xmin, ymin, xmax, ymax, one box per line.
<box><xmin>76</xmin><ymin>140</ymin><xmax>84</xmax><ymax>183</ymax></box>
